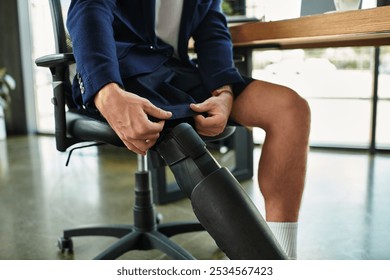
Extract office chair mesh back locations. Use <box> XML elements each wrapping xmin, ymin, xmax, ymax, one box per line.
<box><xmin>49</xmin><ymin>0</ymin><xmax>77</xmax><ymax>109</ymax></box>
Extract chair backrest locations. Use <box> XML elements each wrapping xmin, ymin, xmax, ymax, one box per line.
<box><xmin>49</xmin><ymin>0</ymin><xmax>73</xmax><ymax>52</ymax></box>
<box><xmin>49</xmin><ymin>0</ymin><xmax>77</xmax><ymax>105</ymax></box>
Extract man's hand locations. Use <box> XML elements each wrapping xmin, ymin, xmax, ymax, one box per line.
<box><xmin>190</xmin><ymin>85</ymin><xmax>233</xmax><ymax>137</ymax></box>
<box><xmin>94</xmin><ymin>83</ymin><xmax>172</xmax><ymax>155</ymax></box>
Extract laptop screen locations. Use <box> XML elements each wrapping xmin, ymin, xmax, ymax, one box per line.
<box><xmin>300</xmin><ymin>0</ymin><xmax>336</xmax><ymax>16</ymax></box>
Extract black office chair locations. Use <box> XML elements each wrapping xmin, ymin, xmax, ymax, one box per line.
<box><xmin>36</xmin><ymin>0</ymin><xmax>286</xmax><ymax>260</ymax></box>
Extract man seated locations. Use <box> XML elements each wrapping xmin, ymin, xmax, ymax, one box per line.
<box><xmin>67</xmin><ymin>0</ymin><xmax>311</xmax><ymax>260</ymax></box>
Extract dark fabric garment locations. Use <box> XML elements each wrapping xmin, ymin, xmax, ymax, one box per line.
<box><xmin>122</xmin><ymin>58</ymin><xmax>253</xmax><ymax>127</ymax></box>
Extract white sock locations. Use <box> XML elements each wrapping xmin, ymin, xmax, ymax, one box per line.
<box><xmin>267</xmin><ymin>222</ymin><xmax>298</xmax><ymax>260</ymax></box>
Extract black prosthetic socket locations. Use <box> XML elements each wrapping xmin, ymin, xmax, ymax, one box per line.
<box><xmin>156</xmin><ymin>123</ymin><xmax>220</xmax><ymax>198</ymax></box>
<box><xmin>156</xmin><ymin>123</ymin><xmax>287</xmax><ymax>260</ymax></box>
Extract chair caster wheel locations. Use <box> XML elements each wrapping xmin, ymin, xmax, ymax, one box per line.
<box><xmin>58</xmin><ymin>237</ymin><xmax>73</xmax><ymax>253</ymax></box>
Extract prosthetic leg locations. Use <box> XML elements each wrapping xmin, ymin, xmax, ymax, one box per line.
<box><xmin>155</xmin><ymin>123</ymin><xmax>287</xmax><ymax>260</ymax></box>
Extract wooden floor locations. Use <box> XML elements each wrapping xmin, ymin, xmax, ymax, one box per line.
<box><xmin>1</xmin><ymin>135</ymin><xmax>390</xmax><ymax>260</ymax></box>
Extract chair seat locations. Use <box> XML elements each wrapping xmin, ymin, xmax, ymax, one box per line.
<box><xmin>66</xmin><ymin>109</ymin><xmax>236</xmax><ymax>147</ymax></box>
<box><xmin>67</xmin><ymin>110</ymin><xmax>124</xmax><ymax>147</ymax></box>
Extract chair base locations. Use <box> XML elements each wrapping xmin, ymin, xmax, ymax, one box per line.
<box><xmin>59</xmin><ymin>221</ymin><xmax>204</xmax><ymax>260</ymax></box>
<box><xmin>57</xmin><ymin>167</ymin><xmax>205</xmax><ymax>260</ymax></box>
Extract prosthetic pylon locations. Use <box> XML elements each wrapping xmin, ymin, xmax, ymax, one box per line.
<box><xmin>155</xmin><ymin>123</ymin><xmax>287</xmax><ymax>260</ymax></box>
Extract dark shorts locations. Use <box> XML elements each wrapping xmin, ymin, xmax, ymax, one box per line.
<box><xmin>123</xmin><ymin>58</ymin><xmax>253</xmax><ymax>127</ymax></box>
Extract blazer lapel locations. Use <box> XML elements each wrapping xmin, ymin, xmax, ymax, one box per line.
<box><xmin>142</xmin><ymin>0</ymin><xmax>157</xmax><ymax>44</ymax></box>
<box><xmin>177</xmin><ymin>0</ymin><xmax>198</xmax><ymax>58</ymax></box>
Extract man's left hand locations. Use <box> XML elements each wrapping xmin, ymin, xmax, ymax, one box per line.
<box><xmin>190</xmin><ymin>86</ymin><xmax>233</xmax><ymax>136</ymax></box>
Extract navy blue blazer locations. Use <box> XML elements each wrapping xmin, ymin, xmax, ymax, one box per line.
<box><xmin>67</xmin><ymin>0</ymin><xmax>244</xmax><ymax>110</ymax></box>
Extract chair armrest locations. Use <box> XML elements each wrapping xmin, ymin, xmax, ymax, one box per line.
<box><xmin>35</xmin><ymin>52</ymin><xmax>77</xmax><ymax>152</ymax></box>
<box><xmin>35</xmin><ymin>53</ymin><xmax>75</xmax><ymax>68</ymax></box>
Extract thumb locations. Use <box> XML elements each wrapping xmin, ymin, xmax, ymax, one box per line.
<box><xmin>190</xmin><ymin>102</ymin><xmax>209</xmax><ymax>113</ymax></box>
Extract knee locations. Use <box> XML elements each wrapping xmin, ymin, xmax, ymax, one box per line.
<box><xmin>288</xmin><ymin>90</ymin><xmax>311</xmax><ymax>128</ymax></box>
<box><xmin>271</xmin><ymin>88</ymin><xmax>311</xmax><ymax>136</ymax></box>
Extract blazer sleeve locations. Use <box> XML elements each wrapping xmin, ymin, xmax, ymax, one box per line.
<box><xmin>192</xmin><ymin>0</ymin><xmax>244</xmax><ymax>94</ymax></box>
<box><xmin>67</xmin><ymin>0</ymin><xmax>123</xmax><ymax>105</ymax></box>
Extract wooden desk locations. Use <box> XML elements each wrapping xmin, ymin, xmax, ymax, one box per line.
<box><xmin>230</xmin><ymin>6</ymin><xmax>390</xmax><ymax>49</ymax></box>
<box><xmin>230</xmin><ymin>6</ymin><xmax>390</xmax><ymax>153</ymax></box>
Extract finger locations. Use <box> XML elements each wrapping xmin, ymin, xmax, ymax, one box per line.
<box><xmin>123</xmin><ymin>141</ymin><xmax>146</xmax><ymax>155</ymax></box>
<box><xmin>129</xmin><ymin>138</ymin><xmax>156</xmax><ymax>155</ymax></box>
<box><xmin>133</xmin><ymin>139</ymin><xmax>150</xmax><ymax>152</ymax></box>
<box><xmin>193</xmin><ymin>115</ymin><xmax>214</xmax><ymax>136</ymax></box>
<box><xmin>133</xmin><ymin>120</ymin><xmax>165</xmax><ymax>143</ymax></box>
<box><xmin>193</xmin><ymin>115</ymin><xmax>225</xmax><ymax>136</ymax></box>
<box><xmin>140</xmin><ymin>132</ymin><xmax>160</xmax><ymax>148</ymax></box>
<box><xmin>116</xmin><ymin>129</ymin><xmax>149</xmax><ymax>155</ymax></box>
<box><xmin>144</xmin><ymin>103</ymin><xmax>172</xmax><ymax>120</ymax></box>
<box><xmin>143</xmin><ymin>119</ymin><xmax>166</xmax><ymax>134</ymax></box>
<box><xmin>141</xmin><ymin>131</ymin><xmax>161</xmax><ymax>142</ymax></box>
<box><xmin>193</xmin><ymin>113</ymin><xmax>215</xmax><ymax>128</ymax></box>
<box><xmin>193</xmin><ymin>113</ymin><xmax>206</xmax><ymax>126</ymax></box>
<box><xmin>129</xmin><ymin>128</ymin><xmax>162</xmax><ymax>151</ymax></box>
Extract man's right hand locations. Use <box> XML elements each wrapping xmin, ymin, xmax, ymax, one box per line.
<box><xmin>94</xmin><ymin>83</ymin><xmax>172</xmax><ymax>155</ymax></box>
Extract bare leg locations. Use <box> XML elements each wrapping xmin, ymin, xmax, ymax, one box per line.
<box><xmin>230</xmin><ymin>80</ymin><xmax>311</xmax><ymax>222</ymax></box>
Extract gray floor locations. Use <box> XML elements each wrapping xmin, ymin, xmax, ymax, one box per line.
<box><xmin>1</xmin><ymin>135</ymin><xmax>390</xmax><ymax>260</ymax></box>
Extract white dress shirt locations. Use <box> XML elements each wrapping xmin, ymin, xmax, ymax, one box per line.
<box><xmin>155</xmin><ymin>0</ymin><xmax>184</xmax><ymax>56</ymax></box>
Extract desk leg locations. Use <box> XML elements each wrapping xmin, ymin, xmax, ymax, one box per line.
<box><xmin>234</xmin><ymin>47</ymin><xmax>253</xmax><ymax>76</ymax></box>
<box><xmin>369</xmin><ymin>47</ymin><xmax>380</xmax><ymax>154</ymax></box>
<box><xmin>229</xmin><ymin>126</ymin><xmax>254</xmax><ymax>181</ymax></box>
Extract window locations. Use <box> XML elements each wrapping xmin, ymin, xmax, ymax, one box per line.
<box><xmin>251</xmin><ymin>47</ymin><xmax>390</xmax><ymax>149</ymax></box>
<box><xmin>222</xmin><ymin>0</ymin><xmax>246</xmax><ymax>16</ymax></box>
<box><xmin>376</xmin><ymin>46</ymin><xmax>390</xmax><ymax>149</ymax></box>
<box><xmin>30</xmin><ymin>0</ymin><xmax>56</xmax><ymax>133</ymax></box>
